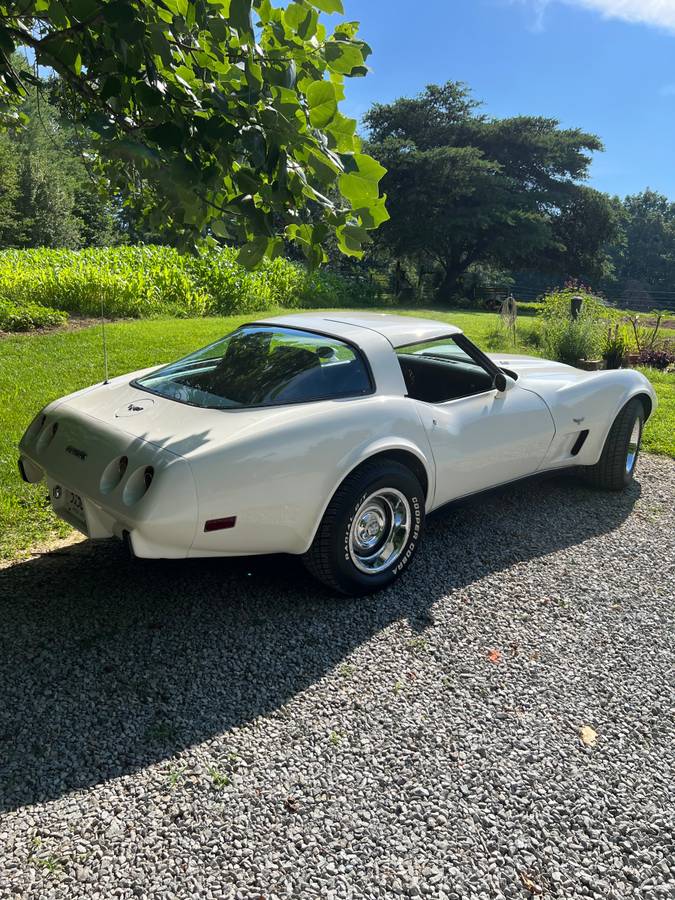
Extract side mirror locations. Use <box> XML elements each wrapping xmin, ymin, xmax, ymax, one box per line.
<box><xmin>494</xmin><ymin>372</ymin><xmax>508</xmax><ymax>393</ymax></box>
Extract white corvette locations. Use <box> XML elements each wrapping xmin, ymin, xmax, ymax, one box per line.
<box><xmin>19</xmin><ymin>312</ymin><xmax>656</xmax><ymax>595</ymax></box>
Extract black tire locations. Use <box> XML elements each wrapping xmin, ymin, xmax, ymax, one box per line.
<box><xmin>303</xmin><ymin>459</ymin><xmax>425</xmax><ymax>596</ymax></box>
<box><xmin>581</xmin><ymin>398</ymin><xmax>645</xmax><ymax>491</ymax></box>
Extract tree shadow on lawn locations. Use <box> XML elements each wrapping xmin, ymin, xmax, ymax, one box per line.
<box><xmin>0</xmin><ymin>474</ymin><xmax>641</xmax><ymax>813</ymax></box>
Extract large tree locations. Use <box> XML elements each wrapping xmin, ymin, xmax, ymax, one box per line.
<box><xmin>0</xmin><ymin>131</ymin><xmax>21</xmax><ymax>245</ymax></box>
<box><xmin>547</xmin><ymin>186</ymin><xmax>620</xmax><ymax>283</ymax></box>
<box><xmin>365</xmin><ymin>82</ymin><xmax>611</xmax><ymax>298</ymax></box>
<box><xmin>609</xmin><ymin>190</ymin><xmax>675</xmax><ymax>293</ymax></box>
<box><xmin>0</xmin><ymin>0</ymin><xmax>386</xmax><ymax>264</ymax></box>
<box><xmin>0</xmin><ymin>77</ymin><xmax>123</xmax><ymax>249</ymax></box>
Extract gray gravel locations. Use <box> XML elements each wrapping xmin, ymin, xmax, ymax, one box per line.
<box><xmin>1</xmin><ymin>454</ymin><xmax>674</xmax><ymax>900</ymax></box>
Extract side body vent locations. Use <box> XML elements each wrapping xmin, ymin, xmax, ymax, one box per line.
<box><xmin>571</xmin><ymin>430</ymin><xmax>590</xmax><ymax>457</ymax></box>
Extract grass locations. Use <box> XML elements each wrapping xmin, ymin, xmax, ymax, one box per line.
<box><xmin>1</xmin><ymin>308</ymin><xmax>672</xmax><ymax>561</ymax></box>
<box><xmin>208</xmin><ymin>767</ymin><xmax>232</xmax><ymax>789</ymax></box>
<box><xmin>637</xmin><ymin>367</ymin><xmax>674</xmax><ymax>456</ymax></box>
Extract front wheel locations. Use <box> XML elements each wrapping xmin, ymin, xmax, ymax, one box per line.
<box><xmin>303</xmin><ymin>460</ymin><xmax>425</xmax><ymax>596</ymax></box>
<box><xmin>581</xmin><ymin>398</ymin><xmax>645</xmax><ymax>491</ymax></box>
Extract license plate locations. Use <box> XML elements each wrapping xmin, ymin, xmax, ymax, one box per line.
<box><xmin>65</xmin><ymin>490</ymin><xmax>86</xmax><ymax>524</ymax></box>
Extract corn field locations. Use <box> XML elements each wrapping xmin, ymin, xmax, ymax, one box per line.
<box><xmin>0</xmin><ymin>246</ymin><xmax>377</xmax><ymax>332</ymax></box>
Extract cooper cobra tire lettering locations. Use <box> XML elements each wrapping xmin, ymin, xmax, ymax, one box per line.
<box><xmin>302</xmin><ymin>461</ymin><xmax>426</xmax><ymax>596</ymax></box>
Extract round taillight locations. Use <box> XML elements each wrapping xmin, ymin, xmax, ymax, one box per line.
<box><xmin>123</xmin><ymin>465</ymin><xmax>156</xmax><ymax>506</ymax></box>
<box><xmin>100</xmin><ymin>455</ymin><xmax>129</xmax><ymax>495</ymax></box>
<box><xmin>27</xmin><ymin>413</ymin><xmax>46</xmax><ymax>440</ymax></box>
<box><xmin>36</xmin><ymin>420</ymin><xmax>59</xmax><ymax>453</ymax></box>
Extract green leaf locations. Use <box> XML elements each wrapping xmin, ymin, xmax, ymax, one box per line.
<box><xmin>211</xmin><ymin>220</ymin><xmax>230</xmax><ymax>238</ymax></box>
<box><xmin>229</xmin><ymin>0</ymin><xmax>253</xmax><ymax>33</ymax></box>
<box><xmin>286</xmin><ymin>223</ymin><xmax>313</xmax><ymax>246</ymax></box>
<box><xmin>102</xmin><ymin>3</ymin><xmax>136</xmax><ymax>25</ymax></box>
<box><xmin>237</xmin><ymin>236</ymin><xmax>270</xmax><ymax>268</ymax></box>
<box><xmin>325</xmin><ymin>39</ymin><xmax>364</xmax><ymax>76</ymax></box>
<box><xmin>147</xmin><ymin>122</ymin><xmax>184</xmax><ymax>150</ymax></box>
<box><xmin>0</xmin><ymin>27</ymin><xmax>15</xmax><ymax>56</ymax></box>
<box><xmin>161</xmin><ymin>0</ymin><xmax>189</xmax><ymax>15</ymax></box>
<box><xmin>354</xmin><ymin>196</ymin><xmax>390</xmax><ymax>229</ymax></box>
<box><xmin>338</xmin><ymin>153</ymin><xmax>387</xmax><ymax>206</ymax></box>
<box><xmin>325</xmin><ymin>112</ymin><xmax>357</xmax><ymax>153</ymax></box>
<box><xmin>336</xmin><ymin>223</ymin><xmax>368</xmax><ymax>257</ymax></box>
<box><xmin>309</xmin><ymin>0</ymin><xmax>344</xmax><ymax>12</ymax></box>
<box><xmin>70</xmin><ymin>0</ymin><xmax>100</xmax><ymax>18</ymax></box>
<box><xmin>268</xmin><ymin>237</ymin><xmax>285</xmax><ymax>259</ymax></box>
<box><xmin>287</xmin><ymin>4</ymin><xmax>317</xmax><ymax>39</ymax></box>
<box><xmin>306</xmin><ymin>80</ymin><xmax>337</xmax><ymax>129</ymax></box>
<box><xmin>134</xmin><ymin>82</ymin><xmax>164</xmax><ymax>108</ymax></box>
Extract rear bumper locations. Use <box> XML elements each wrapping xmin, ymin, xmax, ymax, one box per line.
<box><xmin>18</xmin><ymin>409</ymin><xmax>199</xmax><ymax>559</ymax></box>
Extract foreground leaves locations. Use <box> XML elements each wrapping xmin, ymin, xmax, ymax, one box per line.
<box><xmin>0</xmin><ymin>0</ymin><xmax>387</xmax><ymax>263</ymax></box>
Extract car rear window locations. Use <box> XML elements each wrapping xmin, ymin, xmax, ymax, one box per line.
<box><xmin>133</xmin><ymin>326</ymin><xmax>373</xmax><ymax>409</ymax></box>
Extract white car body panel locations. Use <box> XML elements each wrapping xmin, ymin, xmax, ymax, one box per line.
<box><xmin>18</xmin><ymin>312</ymin><xmax>657</xmax><ymax>561</ymax></box>
<box><xmin>490</xmin><ymin>353</ymin><xmax>658</xmax><ymax>468</ymax></box>
<box><xmin>413</xmin><ymin>381</ymin><xmax>555</xmax><ymax>507</ymax></box>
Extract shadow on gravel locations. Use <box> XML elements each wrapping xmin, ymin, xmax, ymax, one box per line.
<box><xmin>0</xmin><ymin>474</ymin><xmax>641</xmax><ymax>812</ymax></box>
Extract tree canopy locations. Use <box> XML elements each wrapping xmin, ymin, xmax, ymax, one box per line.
<box><xmin>0</xmin><ymin>79</ymin><xmax>123</xmax><ymax>249</ymax></box>
<box><xmin>0</xmin><ymin>0</ymin><xmax>387</xmax><ymax>265</ymax></box>
<box><xmin>609</xmin><ymin>190</ymin><xmax>675</xmax><ymax>293</ymax></box>
<box><xmin>365</xmin><ymin>82</ymin><xmax>616</xmax><ymax>297</ymax></box>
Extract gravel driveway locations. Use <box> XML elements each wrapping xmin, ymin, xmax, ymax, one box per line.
<box><xmin>1</xmin><ymin>454</ymin><xmax>674</xmax><ymax>900</ymax></box>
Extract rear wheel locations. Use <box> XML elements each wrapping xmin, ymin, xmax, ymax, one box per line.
<box><xmin>303</xmin><ymin>460</ymin><xmax>425</xmax><ymax>596</ymax></box>
<box><xmin>581</xmin><ymin>398</ymin><xmax>645</xmax><ymax>491</ymax></box>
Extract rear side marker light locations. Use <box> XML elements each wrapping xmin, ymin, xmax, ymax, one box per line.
<box><xmin>205</xmin><ymin>517</ymin><xmax>237</xmax><ymax>533</ymax></box>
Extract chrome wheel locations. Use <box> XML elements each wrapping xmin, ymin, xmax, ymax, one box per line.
<box><xmin>349</xmin><ymin>488</ymin><xmax>412</xmax><ymax>575</ymax></box>
<box><xmin>626</xmin><ymin>418</ymin><xmax>642</xmax><ymax>474</ymax></box>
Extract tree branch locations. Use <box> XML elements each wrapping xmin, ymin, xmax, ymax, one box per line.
<box><xmin>5</xmin><ymin>23</ymin><xmax>139</xmax><ymax>133</ymax></box>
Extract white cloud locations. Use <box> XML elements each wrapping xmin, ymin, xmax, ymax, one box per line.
<box><xmin>524</xmin><ymin>0</ymin><xmax>675</xmax><ymax>32</ymax></box>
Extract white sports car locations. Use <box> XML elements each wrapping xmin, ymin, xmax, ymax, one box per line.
<box><xmin>19</xmin><ymin>312</ymin><xmax>656</xmax><ymax>595</ymax></box>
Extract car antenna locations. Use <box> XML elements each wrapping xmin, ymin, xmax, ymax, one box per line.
<box><xmin>101</xmin><ymin>296</ymin><xmax>109</xmax><ymax>385</ymax></box>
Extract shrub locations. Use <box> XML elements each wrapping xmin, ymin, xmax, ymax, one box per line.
<box><xmin>0</xmin><ymin>298</ymin><xmax>67</xmax><ymax>332</ymax></box>
<box><xmin>637</xmin><ymin>347</ymin><xmax>675</xmax><ymax>370</ymax></box>
<box><xmin>602</xmin><ymin>323</ymin><xmax>629</xmax><ymax>369</ymax></box>
<box><xmin>627</xmin><ymin>311</ymin><xmax>673</xmax><ymax>353</ymax></box>
<box><xmin>518</xmin><ymin>323</ymin><xmax>542</xmax><ymax>351</ymax></box>
<box><xmin>539</xmin><ymin>287</ymin><xmax>606</xmax><ymax>365</ymax></box>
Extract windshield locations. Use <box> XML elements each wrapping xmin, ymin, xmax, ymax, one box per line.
<box><xmin>134</xmin><ymin>326</ymin><xmax>373</xmax><ymax>410</ymax></box>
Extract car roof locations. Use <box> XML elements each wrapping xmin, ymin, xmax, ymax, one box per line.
<box><xmin>254</xmin><ymin>312</ymin><xmax>462</xmax><ymax>348</ymax></box>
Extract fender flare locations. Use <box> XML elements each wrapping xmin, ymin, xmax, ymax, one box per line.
<box><xmin>594</xmin><ymin>388</ymin><xmax>656</xmax><ymax>458</ymax></box>
<box><xmin>301</xmin><ymin>438</ymin><xmax>435</xmax><ymax>554</ymax></box>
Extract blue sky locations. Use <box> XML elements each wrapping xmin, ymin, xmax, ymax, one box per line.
<box><xmin>339</xmin><ymin>0</ymin><xmax>675</xmax><ymax>199</ymax></box>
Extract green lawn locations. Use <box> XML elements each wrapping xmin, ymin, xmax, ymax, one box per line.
<box><xmin>1</xmin><ymin>308</ymin><xmax>672</xmax><ymax>560</ymax></box>
<box><xmin>637</xmin><ymin>367</ymin><xmax>675</xmax><ymax>457</ymax></box>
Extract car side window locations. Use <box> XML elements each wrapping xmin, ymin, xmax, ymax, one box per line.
<box><xmin>134</xmin><ymin>326</ymin><xmax>373</xmax><ymax>409</ymax></box>
<box><xmin>396</xmin><ymin>337</ymin><xmax>495</xmax><ymax>404</ymax></box>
